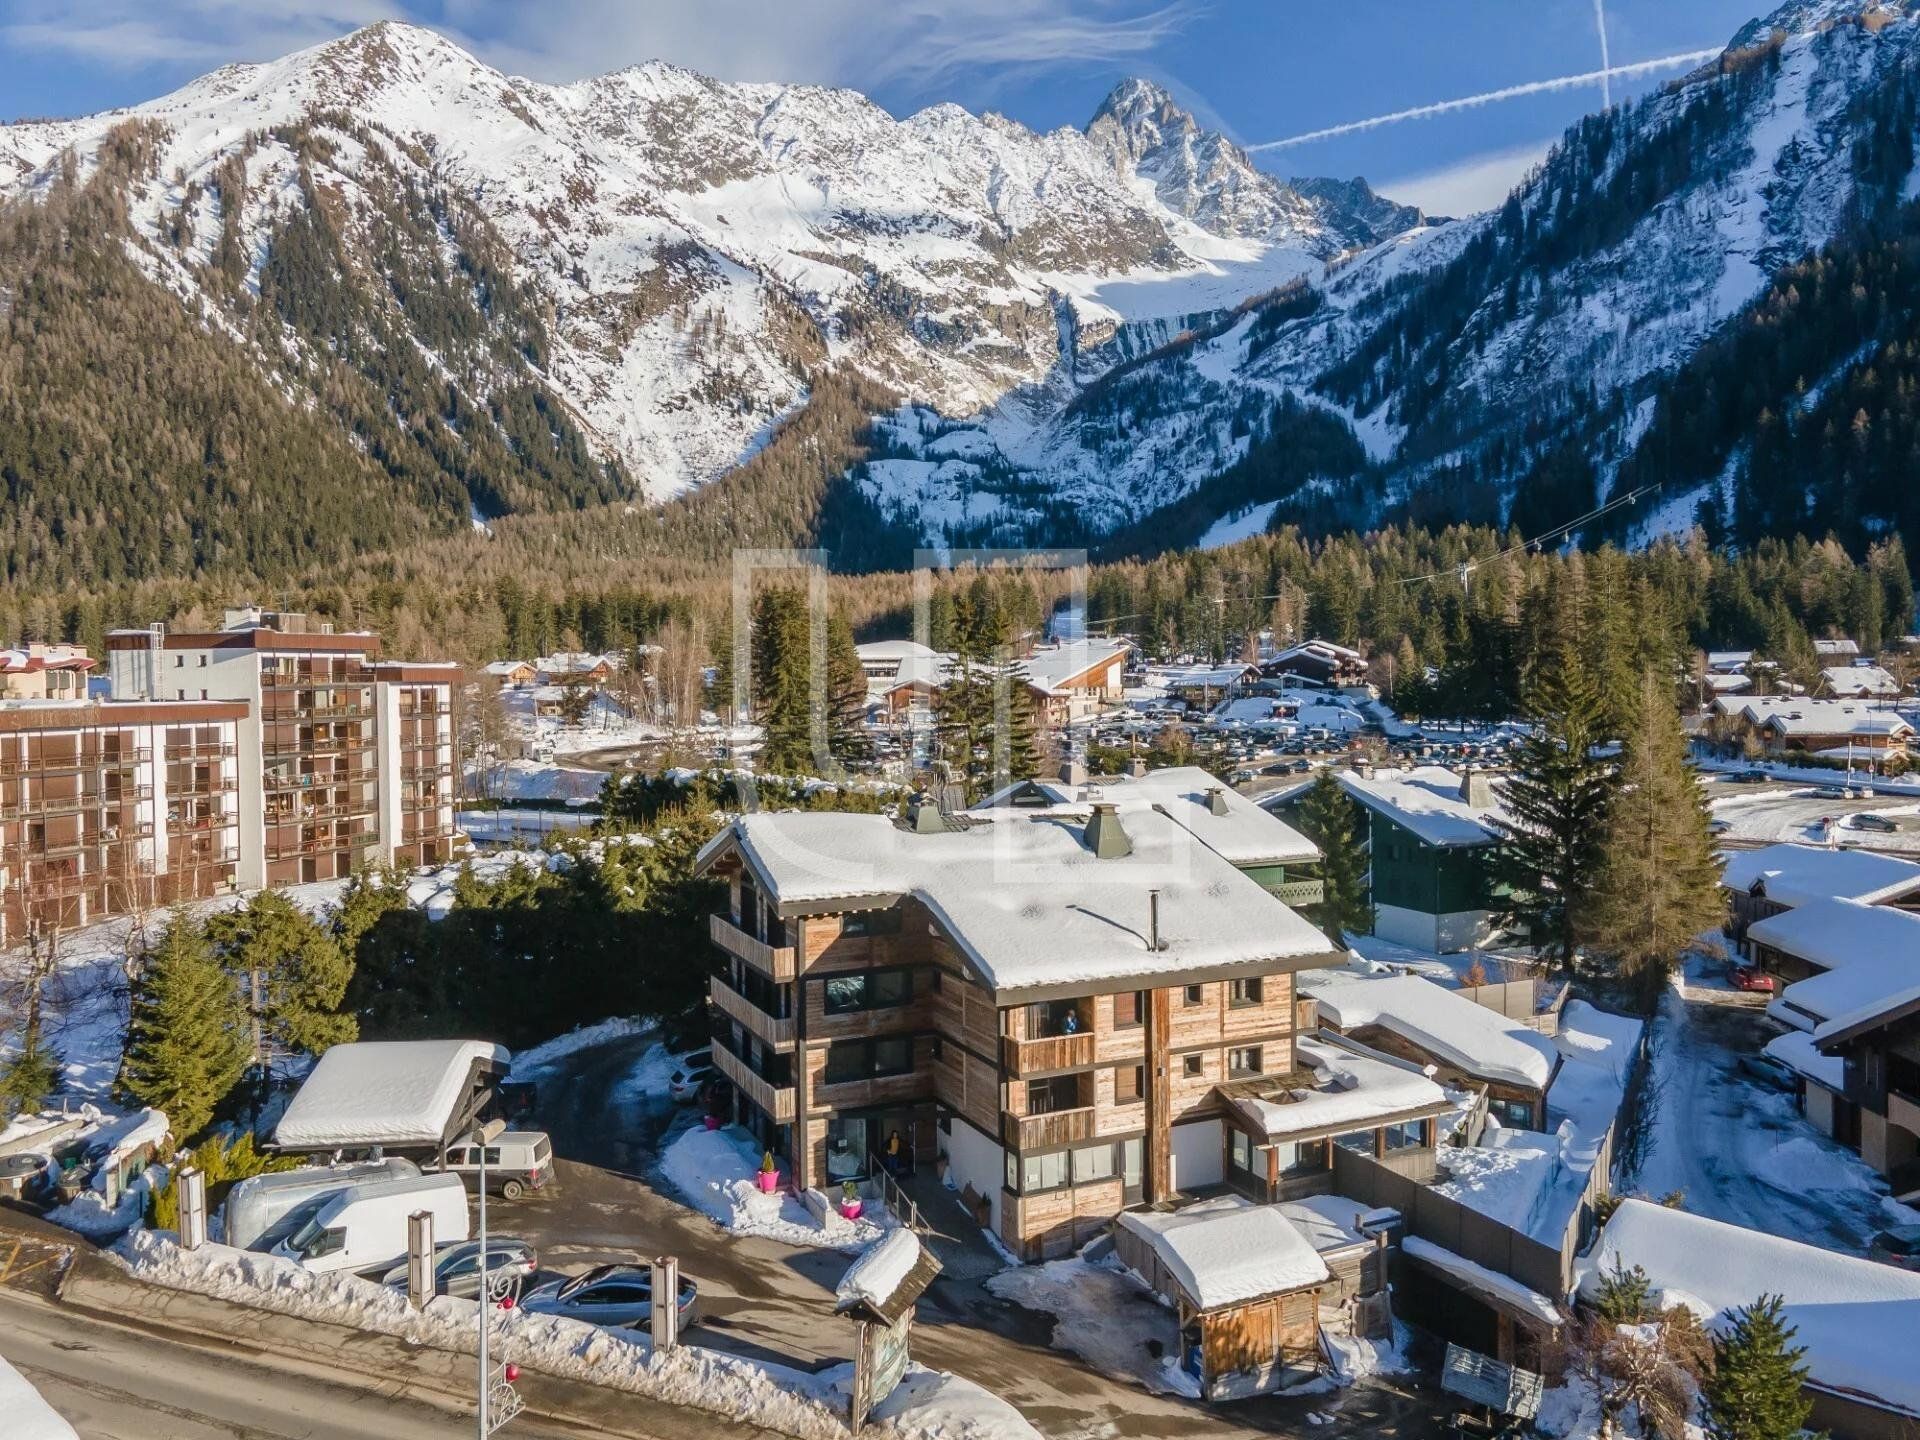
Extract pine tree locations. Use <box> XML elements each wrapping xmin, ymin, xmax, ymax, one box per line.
<box><xmin>119</xmin><ymin>911</ymin><xmax>250</xmax><ymax>1139</ymax></box>
<box><xmin>1297</xmin><ymin>768</ymin><xmax>1372</xmax><ymax>944</ymax></box>
<box><xmin>753</xmin><ymin>588</ymin><xmax>822</xmax><ymax>774</ymax></box>
<box><xmin>935</xmin><ymin>586</ymin><xmax>993</xmax><ymax>799</ymax></box>
<box><xmin>1489</xmin><ymin>652</ymin><xmax>1614</xmax><ymax>969</ymax></box>
<box><xmin>206</xmin><ymin>890</ymin><xmax>358</xmax><ymax>1060</ymax></box>
<box><xmin>1589</xmin><ymin>671</ymin><xmax>1724</xmax><ymax>994</ymax></box>
<box><xmin>824</xmin><ymin>613</ymin><xmax>873</xmax><ymax>772</ymax></box>
<box><xmin>1703</xmin><ymin>1294</ymin><xmax>1815</xmax><ymax>1440</ymax></box>
<box><xmin>0</xmin><ymin>1020</ymin><xmax>61</xmax><ymax>1117</ymax></box>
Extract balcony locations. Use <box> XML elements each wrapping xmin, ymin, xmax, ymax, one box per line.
<box><xmin>712</xmin><ymin>974</ymin><xmax>795</xmax><ymax>1050</ymax></box>
<box><xmin>168</xmin><ymin>774</ymin><xmax>237</xmax><ymax>795</ymax></box>
<box><xmin>1001</xmin><ymin>1106</ymin><xmax>1096</xmax><ymax>1150</ymax></box>
<box><xmin>1891</xmin><ymin>1090</ymin><xmax>1920</xmax><ymax>1139</ymax></box>
<box><xmin>265</xmin><ymin>831</ymin><xmax>376</xmax><ymax>860</ymax></box>
<box><xmin>1002</xmin><ymin>1031</ymin><xmax>1097</xmax><ymax>1078</ymax></box>
<box><xmin>709</xmin><ymin>913</ymin><xmax>797</xmax><ymax>982</ymax></box>
<box><xmin>711</xmin><ymin>1043</ymin><xmax>795</xmax><ymax>1124</ymax></box>
<box><xmin>401</xmin><ymin>762</ymin><xmax>454</xmax><ymax>781</ymax></box>
<box><xmin>265</xmin><ymin>770</ymin><xmax>372</xmax><ymax>794</ymax></box>
<box><xmin>0</xmin><ymin>749</ymin><xmax>149</xmax><ymax>777</ymax></box>
<box><xmin>1266</xmin><ymin>878</ymin><xmax>1326</xmax><ymax>907</ymax></box>
<box><xmin>1</xmin><ymin>786</ymin><xmax>151</xmax><ymax>820</ymax></box>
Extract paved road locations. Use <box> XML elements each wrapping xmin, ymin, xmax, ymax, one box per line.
<box><xmin>0</xmin><ymin>1289</ymin><xmax>591</xmax><ymax>1440</ymax></box>
<box><xmin>521</xmin><ymin>1030</ymin><xmax>1450</xmax><ymax>1440</ymax></box>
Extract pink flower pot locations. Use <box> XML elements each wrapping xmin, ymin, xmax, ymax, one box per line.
<box><xmin>703</xmin><ymin>1114</ymin><xmax>721</xmax><ymax>1131</ymax></box>
<box><xmin>756</xmin><ymin>1169</ymin><xmax>781</xmax><ymax>1194</ymax></box>
<box><xmin>838</xmin><ymin>1200</ymin><xmax>864</xmax><ymax>1221</ymax></box>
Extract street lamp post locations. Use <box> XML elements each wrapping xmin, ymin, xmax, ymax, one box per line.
<box><xmin>470</xmin><ymin>1117</ymin><xmax>522</xmax><ymax>1437</ymax></box>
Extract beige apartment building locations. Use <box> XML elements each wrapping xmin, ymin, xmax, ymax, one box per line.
<box><xmin>694</xmin><ymin>778</ymin><xmax>1394</xmax><ymax>1259</ymax></box>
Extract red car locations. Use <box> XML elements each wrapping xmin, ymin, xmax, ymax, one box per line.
<box><xmin>1727</xmin><ymin>962</ymin><xmax>1775</xmax><ymax>994</ymax></box>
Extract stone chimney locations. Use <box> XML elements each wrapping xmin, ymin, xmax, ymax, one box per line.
<box><xmin>1460</xmin><ymin>768</ymin><xmax>1495</xmax><ymax>810</ymax></box>
<box><xmin>1059</xmin><ymin>758</ymin><xmax>1089</xmax><ymax>787</ymax></box>
<box><xmin>1085</xmin><ymin>802</ymin><xmax>1133</xmax><ymax>859</ymax></box>
<box><xmin>1205</xmin><ymin>786</ymin><xmax>1230</xmax><ymax>817</ymax></box>
<box><xmin>1128</xmin><ymin>756</ymin><xmax>1149</xmax><ymax>778</ymax></box>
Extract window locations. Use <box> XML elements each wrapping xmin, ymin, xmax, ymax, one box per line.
<box><xmin>1113</xmin><ymin>990</ymin><xmax>1144</xmax><ymax>1028</ymax></box>
<box><xmin>824</xmin><ymin>1042</ymin><xmax>869</xmax><ymax>1085</ymax></box>
<box><xmin>1490</xmin><ymin>1096</ymin><xmax>1534</xmax><ymax>1129</ymax></box>
<box><xmin>873</xmin><ymin>1036</ymin><xmax>912</xmax><ymax>1076</ymax></box>
<box><xmin>1229</xmin><ymin>1046</ymin><xmax>1262</xmax><ymax>1077</ymax></box>
<box><xmin>1071</xmin><ymin>1144</ymin><xmax>1114</xmax><ymax>1183</ymax></box>
<box><xmin>1184</xmin><ymin>984</ymin><xmax>1205</xmax><ymax>1006</ymax></box>
<box><xmin>1120</xmin><ymin>1138</ymin><xmax>1144</xmax><ymax>1193</ymax></box>
<box><xmin>1020</xmin><ymin>1150</ymin><xmax>1069</xmax><ymax>1192</ymax></box>
<box><xmin>1115</xmin><ymin>1064</ymin><xmax>1144</xmax><ymax>1103</ymax></box>
<box><xmin>1027</xmin><ymin>1074</ymin><xmax>1084</xmax><ymax>1114</ymax></box>
<box><xmin>1383</xmin><ymin>1118</ymin><xmax>1428</xmax><ymax>1151</ymax></box>
<box><xmin>841</xmin><ymin>909</ymin><xmax>902</xmax><ymax>938</ymax></box>
<box><xmin>198</xmin><ymin>655</ymin><xmax>208</xmax><ymax>667</ymax></box>
<box><xmin>1182</xmin><ymin>1054</ymin><xmax>1204</xmax><ymax>1078</ymax></box>
<box><xmin>1230</xmin><ymin>1129</ymin><xmax>1255</xmax><ymax>1174</ymax></box>
<box><xmin>822</xmin><ymin>970</ymin><xmax>911</xmax><ymax>1014</ymax></box>
<box><xmin>1334</xmin><ymin>1129</ymin><xmax>1375</xmax><ymax>1155</ymax></box>
<box><xmin>174</xmin><ymin>655</ymin><xmax>184</xmax><ymax>667</ymax></box>
<box><xmin>1228</xmin><ymin>977</ymin><xmax>1264</xmax><ymax>1008</ymax></box>
<box><xmin>1273</xmin><ymin>1138</ymin><xmax>1327</xmax><ymax>1175</ymax></box>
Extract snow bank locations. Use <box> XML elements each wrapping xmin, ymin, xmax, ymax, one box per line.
<box><xmin>0</xmin><ymin>1353</ymin><xmax>78</xmax><ymax>1440</ymax></box>
<box><xmin>510</xmin><ymin>1018</ymin><xmax>649</xmax><ymax>1077</ymax></box>
<box><xmin>659</xmin><ymin>1125</ymin><xmax>887</xmax><ymax>1252</ymax></box>
<box><xmin>985</xmin><ymin>1253</ymin><xmax>1187</xmax><ymax>1395</ymax></box>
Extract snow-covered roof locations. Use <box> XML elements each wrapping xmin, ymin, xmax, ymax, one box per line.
<box><xmin>484</xmin><ymin>659</ymin><xmax>532</xmax><ymax>676</ymax></box>
<box><xmin>1706</xmin><ymin>650</ymin><xmax>1753</xmax><ymax>672</ymax></box>
<box><xmin>274</xmin><ymin>1040</ymin><xmax>508</xmax><ymax>1149</ymax></box>
<box><xmin>856</xmin><ymin>639</ymin><xmax>943</xmax><ymax>664</ymax></box>
<box><xmin>834</xmin><ymin>1228</ymin><xmax>937</xmax><ymax>1321</ymax></box>
<box><xmin>1586</xmin><ymin>1199</ymin><xmax>1920</xmax><ymax>1417</ymax></box>
<box><xmin>1545</xmin><ymin>1000</ymin><xmax>1643</xmax><ymax>1140</ymax></box>
<box><xmin>1433</xmin><ymin>1133</ymin><xmax>1565</xmax><ymax>1241</ymax></box>
<box><xmin>1339</xmin><ymin>766</ymin><xmax>1507</xmax><ymax>848</ymax></box>
<box><xmin>1719</xmin><ymin>843</ymin><xmax>1920</xmax><ymax>907</ymax></box>
<box><xmin>704</xmin><ymin>804</ymin><xmax>1336</xmax><ymax>995</ymax></box>
<box><xmin>975</xmin><ymin>767</ymin><xmax>1319</xmax><ymax>868</ymax></box>
<box><xmin>1701</xmin><ymin>672</ymin><xmax>1752</xmax><ymax>694</ymax></box>
<box><xmin>1303</xmin><ymin>972</ymin><xmax>1559</xmax><ymax>1091</ymax></box>
<box><xmin>1275</xmin><ymin>1194</ymin><xmax>1379</xmax><ymax>1253</ymax></box>
<box><xmin>1159</xmin><ymin>662</ymin><xmax>1257</xmax><ymax>689</ymax></box>
<box><xmin>1021</xmin><ymin>641</ymin><xmax>1129</xmax><ymax>694</ymax></box>
<box><xmin>1731</xmin><ymin>697</ymin><xmax>1913</xmax><ymax>738</ymax></box>
<box><xmin>1761</xmin><ymin>1029</ymin><xmax>1846</xmax><ymax>1090</ymax></box>
<box><xmin>1812</xmin><ymin>979</ymin><xmax>1920</xmax><ymax>1047</ymax></box>
<box><xmin>1769</xmin><ymin>952</ymin><xmax>1920</xmax><ymax>1032</ymax></box>
<box><xmin>1747</xmin><ymin>896</ymin><xmax>1920</xmax><ymax>972</ymax></box>
<box><xmin>1812</xmin><ymin>638</ymin><xmax>1861</xmax><ymax>657</ymax></box>
<box><xmin>1271</xmin><ymin>639</ymin><xmax>1364</xmax><ymax>666</ymax></box>
<box><xmin>1228</xmin><ymin>1033</ymin><xmax>1454</xmax><ymax>1142</ymax></box>
<box><xmin>1821</xmin><ymin>665</ymin><xmax>1901</xmax><ymax>698</ymax></box>
<box><xmin>1118</xmin><ymin>1196</ymin><xmax>1329</xmax><ymax>1310</ymax></box>
<box><xmin>1404</xmin><ymin>1235</ymin><xmax>1564</xmax><ymax>1328</ymax></box>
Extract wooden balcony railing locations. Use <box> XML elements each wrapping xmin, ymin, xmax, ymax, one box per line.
<box><xmin>711</xmin><ymin>974</ymin><xmax>795</xmax><ymax>1050</ymax></box>
<box><xmin>1001</xmin><ymin>1105</ymin><xmax>1096</xmax><ymax>1150</ymax></box>
<box><xmin>710</xmin><ymin>1043</ymin><xmax>795</xmax><ymax>1124</ymax></box>
<box><xmin>1001</xmin><ymin>1031</ymin><xmax>1097</xmax><ymax>1078</ymax></box>
<box><xmin>709</xmin><ymin>913</ymin><xmax>797</xmax><ymax>982</ymax></box>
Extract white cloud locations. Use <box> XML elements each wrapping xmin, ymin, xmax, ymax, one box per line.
<box><xmin>1378</xmin><ymin>138</ymin><xmax>1556</xmax><ymax>218</ymax></box>
<box><xmin>3</xmin><ymin>0</ymin><xmax>1199</xmax><ymax>103</ymax></box>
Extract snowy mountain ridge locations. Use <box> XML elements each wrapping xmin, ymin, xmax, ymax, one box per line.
<box><xmin>0</xmin><ymin>25</ymin><xmax>1384</xmax><ymax>506</ymax></box>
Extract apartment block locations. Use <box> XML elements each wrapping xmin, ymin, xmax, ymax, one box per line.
<box><xmin>105</xmin><ymin>608</ymin><xmax>458</xmax><ymax>887</ymax></box>
<box><xmin>0</xmin><ymin>700</ymin><xmax>245</xmax><ymax>945</ymax></box>
<box><xmin>694</xmin><ymin>781</ymin><xmax>1375</xmax><ymax>1260</ymax></box>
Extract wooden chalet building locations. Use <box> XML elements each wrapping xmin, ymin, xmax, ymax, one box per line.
<box><xmin>1719</xmin><ymin>844</ymin><xmax>1920</xmax><ymax>954</ymax></box>
<box><xmin>693</xmin><ymin>783</ymin><xmax>1350</xmax><ymax>1260</ymax></box>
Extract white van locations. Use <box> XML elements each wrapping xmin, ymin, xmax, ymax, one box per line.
<box><xmin>226</xmin><ymin>1158</ymin><xmax>420</xmax><ymax>1252</ymax></box>
<box><xmin>427</xmin><ymin>1131</ymin><xmax>553</xmax><ymax>1200</ymax></box>
<box><xmin>272</xmin><ymin>1173</ymin><xmax>470</xmax><ymax>1275</ymax></box>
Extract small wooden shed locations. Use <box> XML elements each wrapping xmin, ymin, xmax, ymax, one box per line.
<box><xmin>1113</xmin><ymin>1196</ymin><xmax>1333</xmax><ymax>1401</ymax></box>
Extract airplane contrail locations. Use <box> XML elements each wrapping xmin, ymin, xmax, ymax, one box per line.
<box><xmin>1594</xmin><ymin>0</ymin><xmax>1614</xmax><ymax>107</ymax></box>
<box><xmin>1245</xmin><ymin>48</ymin><xmax>1721</xmax><ymax>152</ymax></box>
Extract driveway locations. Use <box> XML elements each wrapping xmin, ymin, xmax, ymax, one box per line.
<box><xmin>512</xmin><ymin>1030</ymin><xmax>1452</xmax><ymax>1440</ymax></box>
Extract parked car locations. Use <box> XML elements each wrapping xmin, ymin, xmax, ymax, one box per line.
<box><xmin>520</xmin><ymin>1264</ymin><xmax>699</xmax><ymax>1330</ymax></box>
<box><xmin>378</xmin><ymin>1237</ymin><xmax>539</xmax><ymax>1299</ymax></box>
<box><xmin>272</xmin><ymin>1173</ymin><xmax>471</xmax><ymax>1275</ymax></box>
<box><xmin>1854</xmin><ymin>813</ymin><xmax>1900</xmax><ymax>833</ymax></box>
<box><xmin>426</xmin><ymin>1131</ymin><xmax>553</xmax><ymax>1201</ymax></box>
<box><xmin>1814</xmin><ymin>785</ymin><xmax>1852</xmax><ymax>800</ymax></box>
<box><xmin>1726</xmin><ymin>962</ymin><xmax>1776</xmax><ymax>995</ymax></box>
<box><xmin>1735</xmin><ymin>1053</ymin><xmax>1797</xmax><ymax>1091</ymax></box>
<box><xmin>668</xmin><ymin>1051</ymin><xmax>714</xmax><ymax>1103</ymax></box>
<box><xmin>1867</xmin><ymin>1224</ymin><xmax>1920</xmax><ymax>1271</ymax></box>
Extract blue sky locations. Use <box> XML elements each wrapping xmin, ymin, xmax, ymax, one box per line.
<box><xmin>3</xmin><ymin>0</ymin><xmax>1775</xmax><ymax>213</ymax></box>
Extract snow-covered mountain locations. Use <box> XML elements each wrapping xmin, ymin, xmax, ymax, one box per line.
<box><xmin>4</xmin><ymin>0</ymin><xmax>1915</xmax><ymax>564</ymax></box>
<box><xmin>0</xmin><ymin>27</ymin><xmax>1381</xmax><ymax>506</ymax></box>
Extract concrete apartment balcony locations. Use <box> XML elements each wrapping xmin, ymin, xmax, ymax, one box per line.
<box><xmin>709</xmin><ymin>913</ymin><xmax>797</xmax><ymax>982</ymax></box>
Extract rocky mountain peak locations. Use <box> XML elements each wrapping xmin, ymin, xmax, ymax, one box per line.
<box><xmin>1289</xmin><ymin>175</ymin><xmax>1441</xmax><ymax>248</ymax></box>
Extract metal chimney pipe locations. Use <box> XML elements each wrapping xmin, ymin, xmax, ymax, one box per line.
<box><xmin>1148</xmin><ymin>889</ymin><xmax>1161</xmax><ymax>952</ymax></box>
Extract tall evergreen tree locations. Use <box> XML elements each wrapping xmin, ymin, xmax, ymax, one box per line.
<box><xmin>0</xmin><ymin>1020</ymin><xmax>61</xmax><ymax>1117</ymax></box>
<box><xmin>1297</xmin><ymin>769</ymin><xmax>1372</xmax><ymax>944</ymax></box>
<box><xmin>752</xmin><ymin>588</ymin><xmax>822</xmax><ymax>774</ymax></box>
<box><xmin>119</xmin><ymin>911</ymin><xmax>250</xmax><ymax>1139</ymax></box>
<box><xmin>1703</xmin><ymin>1295</ymin><xmax>1815</xmax><ymax>1440</ymax></box>
<box><xmin>1489</xmin><ymin>652</ymin><xmax>1614</xmax><ymax>968</ymax></box>
<box><xmin>206</xmin><ymin>890</ymin><xmax>357</xmax><ymax>1061</ymax></box>
<box><xmin>935</xmin><ymin>585</ymin><xmax>994</xmax><ymax>799</ymax></box>
<box><xmin>824</xmin><ymin>613</ymin><xmax>873</xmax><ymax>772</ymax></box>
<box><xmin>1589</xmin><ymin>671</ymin><xmax>1724</xmax><ymax>994</ymax></box>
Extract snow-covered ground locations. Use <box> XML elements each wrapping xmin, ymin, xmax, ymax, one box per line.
<box><xmin>113</xmin><ymin>1231</ymin><xmax>1031</xmax><ymax>1439</ymax></box>
<box><xmin>1625</xmin><ymin>949</ymin><xmax>1920</xmax><ymax>1253</ymax></box>
<box><xmin>466</xmin><ymin>757</ymin><xmax>608</xmax><ymax>804</ymax></box>
<box><xmin>509</xmin><ymin>1018</ymin><xmax>652</xmax><ymax>1078</ymax></box>
<box><xmin>984</xmin><ymin>1251</ymin><xmax>1191</xmax><ymax>1397</ymax></box>
<box><xmin>1707</xmin><ymin>782</ymin><xmax>1920</xmax><ymax>854</ymax></box>
<box><xmin>658</xmin><ymin>1123</ymin><xmax>893</xmax><ymax>1253</ymax></box>
<box><xmin>0</xmin><ymin>1352</ymin><xmax>78</xmax><ymax>1440</ymax></box>
<box><xmin>459</xmin><ymin>806</ymin><xmax>599</xmax><ymax>847</ymax></box>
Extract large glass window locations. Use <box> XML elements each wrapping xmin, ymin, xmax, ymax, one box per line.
<box><xmin>1120</xmin><ymin>1138</ymin><xmax>1144</xmax><ymax>1193</ymax></box>
<box><xmin>1334</xmin><ymin>1129</ymin><xmax>1376</xmax><ymax>1155</ymax></box>
<box><xmin>841</xmin><ymin>909</ymin><xmax>903</xmax><ymax>938</ymax></box>
<box><xmin>824</xmin><ymin>975</ymin><xmax>867</xmax><ymax>1013</ymax></box>
<box><xmin>1273</xmin><ymin>1138</ymin><xmax>1328</xmax><ymax>1175</ymax></box>
<box><xmin>824</xmin><ymin>1042</ymin><xmax>869</xmax><ymax>1084</ymax></box>
<box><xmin>1072</xmin><ymin>1144</ymin><xmax>1115</xmax><ymax>1183</ymax></box>
<box><xmin>1027</xmin><ymin>1074</ymin><xmax>1085</xmax><ymax>1114</ymax></box>
<box><xmin>1020</xmin><ymin>1151</ymin><xmax>1069</xmax><ymax>1192</ymax></box>
<box><xmin>822</xmin><ymin>969</ymin><xmax>913</xmax><ymax>1014</ymax></box>
<box><xmin>873</xmin><ymin>1037</ymin><xmax>912</xmax><ymax>1076</ymax></box>
<box><xmin>825</xmin><ymin>1117</ymin><xmax>868</xmax><ymax>1180</ymax></box>
<box><xmin>1228</xmin><ymin>977</ymin><xmax>1264</xmax><ymax>1008</ymax></box>
<box><xmin>1383</xmin><ymin>1118</ymin><xmax>1429</xmax><ymax>1151</ymax></box>
<box><xmin>1230</xmin><ymin>1129</ymin><xmax>1255</xmax><ymax>1173</ymax></box>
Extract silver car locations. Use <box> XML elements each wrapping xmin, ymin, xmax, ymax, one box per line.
<box><xmin>379</xmin><ymin>1238</ymin><xmax>539</xmax><ymax>1299</ymax></box>
<box><xmin>519</xmin><ymin>1264</ymin><xmax>698</xmax><ymax>1330</ymax></box>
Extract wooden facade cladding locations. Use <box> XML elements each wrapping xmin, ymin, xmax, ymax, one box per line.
<box><xmin>1002</xmin><ymin>1031</ymin><xmax>1096</xmax><ymax>1077</ymax></box>
<box><xmin>1003</xmin><ymin>1105</ymin><xmax>1097</xmax><ymax>1150</ymax></box>
<box><xmin>711</xmin><ymin>973</ymin><xmax>795</xmax><ymax>1050</ymax></box>
<box><xmin>711</xmin><ymin>1043</ymin><xmax>796</xmax><ymax>1124</ymax></box>
<box><xmin>710</xmin><ymin>912</ymin><xmax>797</xmax><ymax>981</ymax></box>
<box><xmin>801</xmin><ymin>1035</ymin><xmax>940</xmax><ymax>1116</ymax></box>
<box><xmin>1004</xmin><ymin>1176</ymin><xmax>1123</xmax><ymax>1258</ymax></box>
